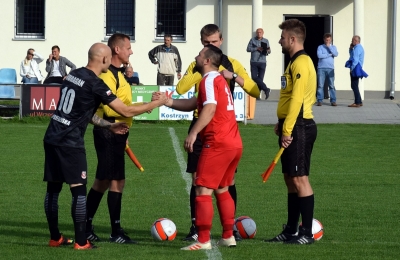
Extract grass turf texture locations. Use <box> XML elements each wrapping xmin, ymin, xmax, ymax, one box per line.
<box><xmin>0</xmin><ymin>120</ymin><xmax>399</xmax><ymax>259</ymax></box>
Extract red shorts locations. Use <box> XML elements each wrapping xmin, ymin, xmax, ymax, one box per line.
<box><xmin>195</xmin><ymin>147</ymin><xmax>242</xmax><ymax>189</ymax></box>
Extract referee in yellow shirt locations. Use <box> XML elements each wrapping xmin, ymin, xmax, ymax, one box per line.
<box><xmin>265</xmin><ymin>19</ymin><xmax>317</xmax><ymax>245</ymax></box>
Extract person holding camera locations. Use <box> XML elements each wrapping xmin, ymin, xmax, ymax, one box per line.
<box><xmin>20</xmin><ymin>48</ymin><xmax>44</xmax><ymax>84</ymax></box>
<box><xmin>246</xmin><ymin>28</ymin><xmax>271</xmax><ymax>99</ymax></box>
<box><xmin>43</xmin><ymin>45</ymin><xmax>76</xmax><ymax>84</ymax></box>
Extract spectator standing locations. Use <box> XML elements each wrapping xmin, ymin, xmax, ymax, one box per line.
<box><xmin>246</xmin><ymin>28</ymin><xmax>271</xmax><ymax>99</ymax></box>
<box><xmin>347</xmin><ymin>35</ymin><xmax>365</xmax><ymax>107</ymax></box>
<box><xmin>20</xmin><ymin>48</ymin><xmax>44</xmax><ymax>83</ymax></box>
<box><xmin>148</xmin><ymin>34</ymin><xmax>182</xmax><ymax>85</ymax></box>
<box><xmin>316</xmin><ymin>33</ymin><xmax>338</xmax><ymax>106</ymax></box>
<box><xmin>264</xmin><ymin>19</ymin><xmax>317</xmax><ymax>245</ymax></box>
<box><xmin>43</xmin><ymin>45</ymin><xmax>76</xmax><ymax>84</ymax></box>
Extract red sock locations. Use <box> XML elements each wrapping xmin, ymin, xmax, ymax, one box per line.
<box><xmin>215</xmin><ymin>191</ymin><xmax>235</xmax><ymax>239</ymax></box>
<box><xmin>195</xmin><ymin>195</ymin><xmax>213</xmax><ymax>243</ymax></box>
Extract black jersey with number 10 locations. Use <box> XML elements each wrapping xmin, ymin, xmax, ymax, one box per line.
<box><xmin>43</xmin><ymin>67</ymin><xmax>117</xmax><ymax>148</ymax></box>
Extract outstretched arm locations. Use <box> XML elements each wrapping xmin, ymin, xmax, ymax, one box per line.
<box><xmin>108</xmin><ymin>95</ymin><xmax>167</xmax><ymax>118</ymax></box>
<box><xmin>91</xmin><ymin>114</ymin><xmax>128</xmax><ymax>134</ymax></box>
<box><xmin>164</xmin><ymin>95</ymin><xmax>197</xmax><ymax>112</ymax></box>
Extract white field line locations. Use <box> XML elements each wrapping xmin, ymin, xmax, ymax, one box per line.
<box><xmin>168</xmin><ymin>127</ymin><xmax>222</xmax><ymax>260</ymax></box>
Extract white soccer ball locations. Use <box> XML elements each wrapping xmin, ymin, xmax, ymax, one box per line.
<box><xmin>150</xmin><ymin>218</ymin><xmax>177</xmax><ymax>241</ymax></box>
<box><xmin>233</xmin><ymin>216</ymin><xmax>257</xmax><ymax>239</ymax></box>
<box><xmin>300</xmin><ymin>218</ymin><xmax>324</xmax><ymax>240</ymax></box>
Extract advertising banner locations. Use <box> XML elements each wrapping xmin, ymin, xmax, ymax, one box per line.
<box><xmin>232</xmin><ymin>87</ymin><xmax>245</xmax><ymax>121</ymax></box>
<box><xmin>131</xmin><ymin>85</ymin><xmax>159</xmax><ymax>120</ymax></box>
<box><xmin>19</xmin><ymin>84</ymin><xmax>246</xmax><ymax>122</ymax></box>
<box><xmin>20</xmin><ymin>84</ymin><xmax>61</xmax><ymax>118</ymax></box>
<box><xmin>158</xmin><ymin>86</ymin><xmax>195</xmax><ymax>121</ymax></box>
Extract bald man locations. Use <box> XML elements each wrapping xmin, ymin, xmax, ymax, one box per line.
<box><xmin>124</xmin><ymin>66</ymin><xmax>140</xmax><ymax>85</ymax></box>
<box><xmin>246</xmin><ymin>28</ymin><xmax>271</xmax><ymax>99</ymax></box>
<box><xmin>43</xmin><ymin>43</ymin><xmax>166</xmax><ymax>250</ymax></box>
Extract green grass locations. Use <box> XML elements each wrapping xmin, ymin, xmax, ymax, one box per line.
<box><xmin>0</xmin><ymin>121</ymin><xmax>399</xmax><ymax>260</ymax></box>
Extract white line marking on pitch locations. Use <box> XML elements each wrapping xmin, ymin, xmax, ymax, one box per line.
<box><xmin>169</xmin><ymin>127</ymin><xmax>222</xmax><ymax>260</ymax></box>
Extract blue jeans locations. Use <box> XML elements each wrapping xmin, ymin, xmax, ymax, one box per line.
<box><xmin>350</xmin><ymin>73</ymin><xmax>362</xmax><ymax>104</ymax></box>
<box><xmin>250</xmin><ymin>62</ymin><xmax>268</xmax><ymax>93</ymax></box>
<box><xmin>317</xmin><ymin>68</ymin><xmax>336</xmax><ymax>102</ymax></box>
<box><xmin>22</xmin><ymin>76</ymin><xmax>39</xmax><ymax>84</ymax></box>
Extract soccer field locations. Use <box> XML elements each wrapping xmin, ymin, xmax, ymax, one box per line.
<box><xmin>0</xmin><ymin>120</ymin><xmax>399</xmax><ymax>260</ymax></box>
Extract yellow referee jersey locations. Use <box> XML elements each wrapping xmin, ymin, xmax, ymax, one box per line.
<box><xmin>176</xmin><ymin>56</ymin><xmax>259</xmax><ymax>118</ymax></box>
<box><xmin>277</xmin><ymin>52</ymin><xmax>316</xmax><ymax>136</ymax></box>
<box><xmin>96</xmin><ymin>69</ymin><xmax>133</xmax><ymax>127</ymax></box>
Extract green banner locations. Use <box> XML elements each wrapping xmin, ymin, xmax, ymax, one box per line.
<box><xmin>131</xmin><ymin>85</ymin><xmax>159</xmax><ymax>120</ymax></box>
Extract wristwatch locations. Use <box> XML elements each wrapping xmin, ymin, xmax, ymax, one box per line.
<box><xmin>232</xmin><ymin>73</ymin><xmax>238</xmax><ymax>81</ymax></box>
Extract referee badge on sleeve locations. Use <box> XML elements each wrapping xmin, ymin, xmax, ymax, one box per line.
<box><xmin>281</xmin><ymin>76</ymin><xmax>287</xmax><ymax>89</ymax></box>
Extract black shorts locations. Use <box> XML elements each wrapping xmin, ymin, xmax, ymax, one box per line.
<box><xmin>278</xmin><ymin>118</ymin><xmax>317</xmax><ymax>176</ymax></box>
<box><xmin>93</xmin><ymin>126</ymin><xmax>129</xmax><ymax>180</ymax></box>
<box><xmin>186</xmin><ymin>118</ymin><xmax>203</xmax><ymax>174</ymax></box>
<box><xmin>43</xmin><ymin>142</ymin><xmax>88</xmax><ymax>184</ymax></box>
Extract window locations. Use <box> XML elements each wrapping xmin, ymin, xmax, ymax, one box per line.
<box><xmin>105</xmin><ymin>0</ymin><xmax>135</xmax><ymax>39</ymax></box>
<box><xmin>15</xmin><ymin>0</ymin><xmax>45</xmax><ymax>39</ymax></box>
<box><xmin>155</xmin><ymin>0</ymin><xmax>186</xmax><ymax>40</ymax></box>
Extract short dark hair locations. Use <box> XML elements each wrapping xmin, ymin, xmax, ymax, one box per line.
<box><xmin>323</xmin><ymin>33</ymin><xmax>332</xmax><ymax>39</ymax></box>
<box><xmin>203</xmin><ymin>44</ymin><xmax>223</xmax><ymax>68</ymax></box>
<box><xmin>51</xmin><ymin>45</ymin><xmax>60</xmax><ymax>51</ymax></box>
<box><xmin>279</xmin><ymin>19</ymin><xmax>306</xmax><ymax>43</ymax></box>
<box><xmin>164</xmin><ymin>34</ymin><xmax>172</xmax><ymax>40</ymax></box>
<box><xmin>200</xmin><ymin>24</ymin><xmax>222</xmax><ymax>40</ymax></box>
<box><xmin>108</xmin><ymin>33</ymin><xmax>131</xmax><ymax>55</ymax></box>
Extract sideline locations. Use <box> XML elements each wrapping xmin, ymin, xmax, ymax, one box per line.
<box><xmin>168</xmin><ymin>127</ymin><xmax>222</xmax><ymax>260</ymax></box>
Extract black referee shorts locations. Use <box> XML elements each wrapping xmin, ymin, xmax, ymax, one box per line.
<box><xmin>186</xmin><ymin>118</ymin><xmax>203</xmax><ymax>174</ymax></box>
<box><xmin>93</xmin><ymin>126</ymin><xmax>129</xmax><ymax>181</ymax></box>
<box><xmin>43</xmin><ymin>142</ymin><xmax>88</xmax><ymax>184</ymax></box>
<box><xmin>278</xmin><ymin>118</ymin><xmax>317</xmax><ymax>176</ymax></box>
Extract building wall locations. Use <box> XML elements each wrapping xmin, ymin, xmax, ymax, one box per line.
<box><xmin>0</xmin><ymin>0</ymin><xmax>398</xmax><ymax>98</ymax></box>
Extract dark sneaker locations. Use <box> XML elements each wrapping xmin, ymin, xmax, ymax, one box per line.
<box><xmin>264</xmin><ymin>88</ymin><xmax>271</xmax><ymax>100</ymax></box>
<box><xmin>182</xmin><ymin>225</ymin><xmax>198</xmax><ymax>242</ymax></box>
<box><xmin>74</xmin><ymin>240</ymin><xmax>97</xmax><ymax>250</ymax></box>
<box><xmin>233</xmin><ymin>230</ymin><xmax>242</xmax><ymax>241</ymax></box>
<box><xmin>49</xmin><ymin>234</ymin><xmax>74</xmax><ymax>247</ymax></box>
<box><xmin>86</xmin><ymin>225</ymin><xmax>101</xmax><ymax>242</ymax></box>
<box><xmin>285</xmin><ymin>235</ymin><xmax>314</xmax><ymax>244</ymax></box>
<box><xmin>264</xmin><ymin>225</ymin><xmax>297</xmax><ymax>243</ymax></box>
<box><xmin>109</xmin><ymin>228</ymin><xmax>138</xmax><ymax>244</ymax></box>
